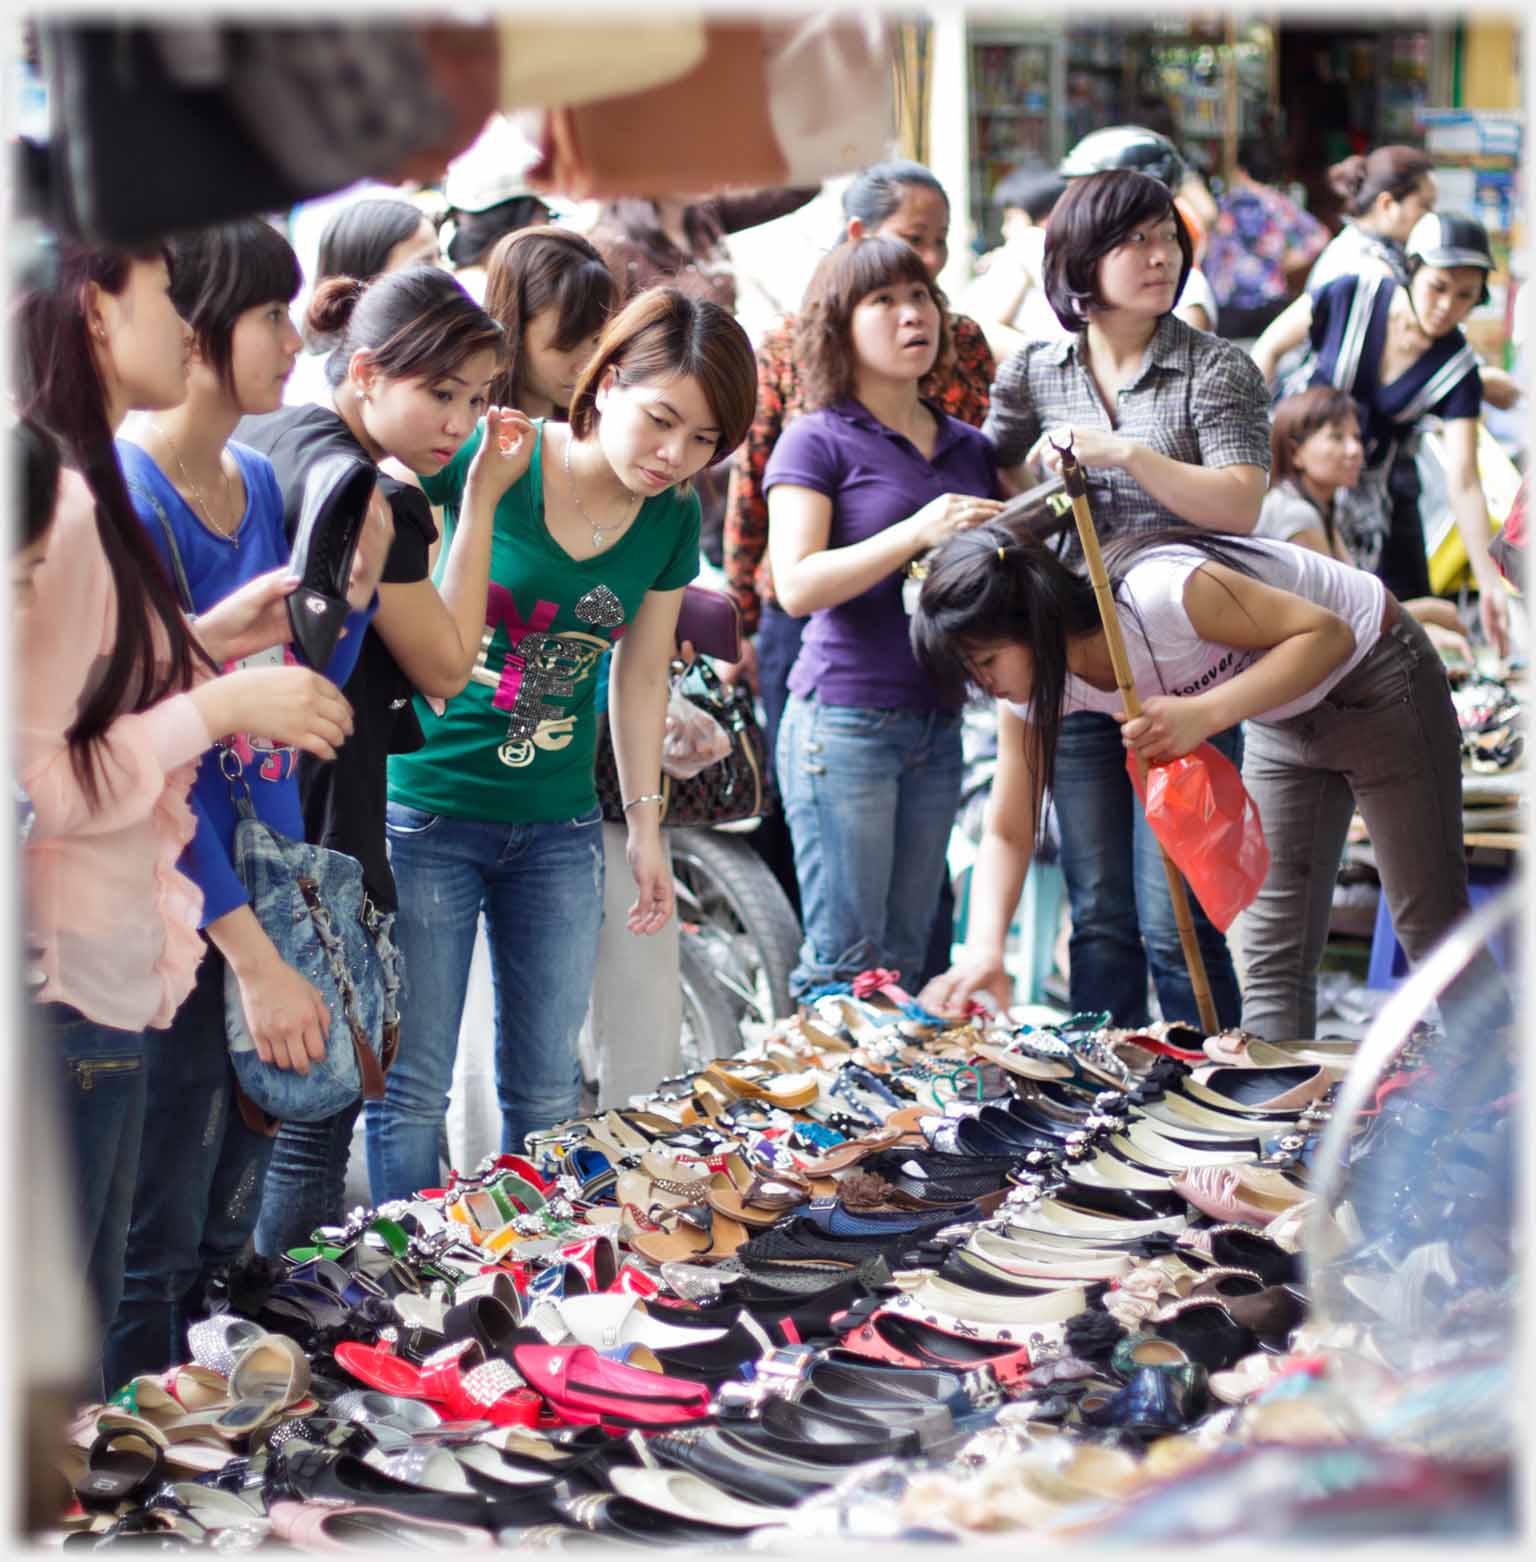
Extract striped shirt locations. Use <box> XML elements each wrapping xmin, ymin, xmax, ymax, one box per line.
<box><xmin>982</xmin><ymin>314</ymin><xmax>1272</xmax><ymax>553</ymax></box>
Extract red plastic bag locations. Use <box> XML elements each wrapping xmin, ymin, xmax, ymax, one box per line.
<box><xmin>1126</xmin><ymin>741</ymin><xmax>1270</xmax><ymax>932</ymax></box>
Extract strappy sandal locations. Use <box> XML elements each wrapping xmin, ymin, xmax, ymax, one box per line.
<box><xmin>706</xmin><ymin>1154</ymin><xmax>813</xmax><ymax>1227</ymax></box>
<box><xmin>613</xmin><ymin>1150</ymin><xmax>714</xmax><ymax>1214</ymax></box>
<box><xmin>623</xmin><ymin>1203</ymin><xmax>750</xmax><ymax>1266</ymax></box>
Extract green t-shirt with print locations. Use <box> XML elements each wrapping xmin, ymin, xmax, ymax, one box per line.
<box><xmin>387</xmin><ymin>420</ymin><xmax>700</xmax><ymax>823</ymax></box>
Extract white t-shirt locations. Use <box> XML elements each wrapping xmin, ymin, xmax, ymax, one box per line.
<box><xmin>1004</xmin><ymin>537</ymin><xmax>1385</xmax><ymax>729</ymax></box>
<box><xmin>1254</xmin><ymin>480</ymin><xmax>1333</xmax><ymax>545</ymax></box>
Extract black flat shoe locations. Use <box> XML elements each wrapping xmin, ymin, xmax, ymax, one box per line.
<box><xmin>285</xmin><ymin>452</ymin><xmax>375</xmax><ymax>668</ymax></box>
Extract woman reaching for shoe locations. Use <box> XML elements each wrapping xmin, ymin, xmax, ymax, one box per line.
<box><xmin>14</xmin><ymin>237</ymin><xmax>353</xmax><ymax>1390</ymax></box>
<box><xmin>369</xmin><ymin>286</ymin><xmax>756</xmax><ymax>1204</ymax></box>
<box><xmin>911</xmin><ymin>520</ymin><xmax>1503</xmax><ymax>1043</ymax></box>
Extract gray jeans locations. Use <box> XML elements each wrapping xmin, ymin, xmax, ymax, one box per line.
<box><xmin>1235</xmin><ymin>612</ymin><xmax>1496</xmax><ymax>1039</ymax></box>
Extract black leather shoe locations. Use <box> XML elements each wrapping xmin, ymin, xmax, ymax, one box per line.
<box><xmin>286</xmin><ymin>452</ymin><xmax>374</xmax><ymax>668</ymax></box>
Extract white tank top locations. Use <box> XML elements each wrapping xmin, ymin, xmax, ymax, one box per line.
<box><xmin>1005</xmin><ymin>538</ymin><xmax>1385</xmax><ymax>729</ymax></box>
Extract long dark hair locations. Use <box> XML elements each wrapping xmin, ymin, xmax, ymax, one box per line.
<box><xmin>168</xmin><ymin>218</ymin><xmax>302</xmax><ymax>395</ymax></box>
<box><xmin>911</xmin><ymin>522</ymin><xmax>1263</xmax><ymax>837</ymax></box>
<box><xmin>306</xmin><ymin>264</ymin><xmax>504</xmax><ymax>390</ymax></box>
<box><xmin>14</xmin><ymin>239</ymin><xmax>213</xmax><ymax>806</ymax></box>
<box><xmin>794</xmin><ymin>236</ymin><xmax>950</xmax><ymax>412</ymax></box>
<box><xmin>482</xmin><ymin>226</ymin><xmax>615</xmax><ymax>410</ymax></box>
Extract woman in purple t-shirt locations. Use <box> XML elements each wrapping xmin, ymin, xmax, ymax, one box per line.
<box><xmin>765</xmin><ymin>237</ymin><xmax>1002</xmax><ymax>1000</ymax></box>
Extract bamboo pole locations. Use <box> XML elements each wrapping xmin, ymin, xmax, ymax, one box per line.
<box><xmin>1051</xmin><ymin>434</ymin><xmax>1220</xmax><ymax>1034</ymax></box>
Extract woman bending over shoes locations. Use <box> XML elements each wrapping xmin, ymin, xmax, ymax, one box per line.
<box><xmin>912</xmin><ymin>522</ymin><xmax>1503</xmax><ymax>1043</ymax></box>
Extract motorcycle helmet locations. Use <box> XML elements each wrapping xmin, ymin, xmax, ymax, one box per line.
<box><xmin>1405</xmin><ymin>211</ymin><xmax>1494</xmax><ymax>306</ymax></box>
<box><xmin>1058</xmin><ymin>125</ymin><xmax>1187</xmax><ymax>193</ymax></box>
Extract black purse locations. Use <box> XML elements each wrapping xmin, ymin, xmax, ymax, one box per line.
<box><xmin>595</xmin><ymin>657</ymin><xmax>776</xmax><ymax>827</ymax></box>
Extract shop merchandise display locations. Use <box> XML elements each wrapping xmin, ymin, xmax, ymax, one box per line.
<box><xmin>49</xmin><ymin>973</ymin><xmax>1515</xmax><ymax>1548</ymax></box>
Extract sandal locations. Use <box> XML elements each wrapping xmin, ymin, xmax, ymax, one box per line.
<box><xmin>75</xmin><ymin>1427</ymin><xmax>166</xmax><ymax>1512</ymax></box>
<box><xmin>623</xmin><ymin>1203</ymin><xmax>750</xmax><ymax>1266</ymax></box>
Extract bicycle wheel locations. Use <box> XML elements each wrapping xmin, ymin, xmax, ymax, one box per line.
<box><xmin>671</xmin><ymin>827</ymin><xmax>801</xmax><ymax>1032</ymax></box>
<box><xmin>679</xmin><ymin>936</ymin><xmax>747</xmax><ymax>1070</ymax></box>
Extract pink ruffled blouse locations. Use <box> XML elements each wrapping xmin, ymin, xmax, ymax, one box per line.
<box><xmin>18</xmin><ymin>469</ymin><xmax>212</xmax><ymax>1031</ymax></box>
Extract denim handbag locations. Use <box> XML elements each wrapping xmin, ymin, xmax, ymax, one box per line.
<box><xmin>134</xmin><ymin>476</ymin><xmax>402</xmax><ymax>1123</ymax></box>
<box><xmin>223</xmin><ymin>757</ymin><xmax>402</xmax><ymax>1122</ymax></box>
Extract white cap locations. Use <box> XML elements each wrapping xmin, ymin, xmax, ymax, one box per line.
<box><xmin>443</xmin><ymin>114</ymin><xmax>543</xmax><ymax>215</ymax></box>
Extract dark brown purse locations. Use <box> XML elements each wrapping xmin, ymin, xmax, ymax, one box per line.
<box><xmin>594</xmin><ymin>657</ymin><xmax>776</xmax><ymax>827</ymax></box>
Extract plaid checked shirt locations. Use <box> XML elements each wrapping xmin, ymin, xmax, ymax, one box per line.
<box><xmin>723</xmin><ymin>312</ymin><xmax>995</xmax><ymax>634</ymax></box>
<box><xmin>982</xmin><ymin>314</ymin><xmax>1272</xmax><ymax>557</ymax></box>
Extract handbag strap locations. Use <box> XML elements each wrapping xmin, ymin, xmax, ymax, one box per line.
<box><xmin>128</xmin><ymin>477</ymin><xmax>197</xmax><ymax>617</ymax></box>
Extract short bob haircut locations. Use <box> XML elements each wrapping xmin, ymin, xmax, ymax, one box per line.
<box><xmin>1270</xmin><ymin>385</ymin><xmax>1360</xmax><ymax>485</ymax></box>
<box><xmin>306</xmin><ymin>264</ymin><xmax>505</xmax><ymax>391</ymax></box>
<box><xmin>1042</xmin><ymin>168</ymin><xmax>1193</xmax><ymax>332</ymax></box>
<box><xmin>567</xmin><ymin>286</ymin><xmax>756</xmax><ymax>469</ymax></box>
<box><xmin>483</xmin><ymin>225</ymin><xmax>616</xmax><ymax>410</ymax></box>
<box><xmin>794</xmin><ymin>236</ymin><xmax>950</xmax><ymax>412</ymax></box>
<box><xmin>168</xmin><ymin>218</ymin><xmax>302</xmax><ymax>395</ymax></box>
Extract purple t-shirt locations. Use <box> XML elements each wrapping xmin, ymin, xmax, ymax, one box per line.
<box><xmin>763</xmin><ymin>398</ymin><xmax>997</xmax><ymax>709</ymax></box>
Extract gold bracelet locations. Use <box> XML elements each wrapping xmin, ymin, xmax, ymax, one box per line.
<box><xmin>622</xmin><ymin>792</ymin><xmax>664</xmax><ymax>812</ymax></box>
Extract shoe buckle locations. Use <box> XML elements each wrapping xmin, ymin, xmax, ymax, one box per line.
<box><xmin>753</xmin><ymin>1344</ymin><xmax>816</xmax><ymax>1389</ymax></box>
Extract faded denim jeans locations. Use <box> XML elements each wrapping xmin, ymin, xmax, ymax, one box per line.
<box><xmin>104</xmin><ymin>951</ymin><xmax>276</xmax><ymax>1390</ymax></box>
<box><xmin>1235</xmin><ymin>612</ymin><xmax>1502</xmax><ymax>1039</ymax></box>
<box><xmin>778</xmin><ymin>693</ymin><xmax>963</xmax><ymax>1001</ymax></box>
<box><xmin>365</xmin><ymin>803</ymin><xmax>604</xmax><ymax>1205</ymax></box>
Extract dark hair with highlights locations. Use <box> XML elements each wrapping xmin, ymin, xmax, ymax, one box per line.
<box><xmin>483</xmin><ymin>226</ymin><xmax>615</xmax><ymax>412</ymax></box>
<box><xmin>1043</xmin><ymin>168</ymin><xmax>1192</xmax><ymax>332</ymax></box>
<box><xmin>13</xmin><ymin>239</ymin><xmax>214</xmax><ymax>806</ymax></box>
<box><xmin>168</xmin><ymin>219</ymin><xmax>302</xmax><ymax>397</ymax></box>
<box><xmin>306</xmin><ymin>264</ymin><xmax>504</xmax><ymax>391</ymax></box>
<box><xmin>794</xmin><ymin>236</ymin><xmax>950</xmax><ymax>412</ymax></box>
<box><xmin>567</xmin><ymin>286</ymin><xmax>755</xmax><ymax>468</ymax></box>
<box><xmin>910</xmin><ymin>521</ymin><xmax>1263</xmax><ymax>840</ymax></box>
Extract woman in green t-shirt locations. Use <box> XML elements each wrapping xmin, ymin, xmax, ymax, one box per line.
<box><xmin>371</xmin><ymin>287</ymin><xmax>756</xmax><ymax>1201</ymax></box>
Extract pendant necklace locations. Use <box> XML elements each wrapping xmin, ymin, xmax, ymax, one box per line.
<box><xmin>564</xmin><ymin>433</ymin><xmax>638</xmax><ymax>552</ymax></box>
<box><xmin>150</xmin><ymin>420</ymin><xmax>240</xmax><ymax>548</ymax></box>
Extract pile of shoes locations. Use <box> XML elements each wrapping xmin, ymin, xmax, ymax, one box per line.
<box><xmin>51</xmin><ymin>987</ymin><xmax>1500</xmax><ymax>1547</ymax></box>
<box><xmin>1450</xmin><ymin>669</ymin><xmax>1524</xmax><ymax>774</ymax></box>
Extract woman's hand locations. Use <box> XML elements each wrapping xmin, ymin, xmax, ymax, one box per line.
<box><xmin>1476</xmin><ymin>574</ymin><xmax>1511</xmax><ymax>660</ymax></box>
<box><xmin>624</xmin><ymin>818</ymin><xmax>673</xmax><ymax>935</ymax></box>
<box><xmin>909</xmin><ymin>492</ymin><xmax>1006</xmax><ymax>553</ymax></box>
<box><xmin>465</xmin><ymin>407</ymin><xmax>536</xmax><ymax>506</ymax></box>
<box><xmin>231</xmin><ymin>946</ymin><xmax>331</xmax><ymax>1073</ymax></box>
<box><xmin>1118</xmin><ymin>695</ymin><xmax>1215</xmax><ymax>766</ymax></box>
<box><xmin>197</xmin><ymin>666</ymin><xmax>355</xmax><ymax>759</ymax></box>
<box><xmin>346</xmin><ymin>485</ymin><xmax>395</xmax><ymax>609</ymax></box>
<box><xmin>918</xmin><ymin>951</ymin><xmax>1012</xmax><ymax>1020</ymax></box>
<box><xmin>192</xmin><ymin>567</ymin><xmax>298</xmax><ymax>664</ymax></box>
<box><xmin>1030</xmin><ymin>426</ymin><xmax>1133</xmax><ymax>476</ymax></box>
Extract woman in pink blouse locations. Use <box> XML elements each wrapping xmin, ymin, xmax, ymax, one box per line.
<box><xmin>14</xmin><ymin>237</ymin><xmax>352</xmax><ymax>1390</ymax></box>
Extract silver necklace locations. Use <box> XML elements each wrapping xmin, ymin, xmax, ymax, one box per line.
<box><xmin>150</xmin><ymin>420</ymin><xmax>239</xmax><ymax>547</ymax></box>
<box><xmin>564</xmin><ymin>433</ymin><xmax>638</xmax><ymax>552</ymax></box>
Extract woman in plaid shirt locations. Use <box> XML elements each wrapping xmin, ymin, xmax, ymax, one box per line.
<box><xmin>972</xmin><ymin>169</ymin><xmax>1272</xmax><ymax>1032</ymax></box>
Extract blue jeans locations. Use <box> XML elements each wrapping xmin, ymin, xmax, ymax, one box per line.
<box><xmin>366</xmin><ymin>803</ymin><xmax>605</xmax><ymax>1205</ymax></box>
<box><xmin>104</xmin><ymin>952</ymin><xmax>277</xmax><ymax>1390</ymax></box>
<box><xmin>1051</xmin><ymin>711</ymin><xmax>1243</xmax><ymax>1030</ymax></box>
<box><xmin>38</xmin><ymin>1003</ymin><xmax>147</xmax><ymax>1394</ymax></box>
<box><xmin>253</xmin><ymin>1097</ymin><xmax>363</xmax><ymax>1258</ymax></box>
<box><xmin>778</xmin><ymin>693</ymin><xmax>963</xmax><ymax>1001</ymax></box>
